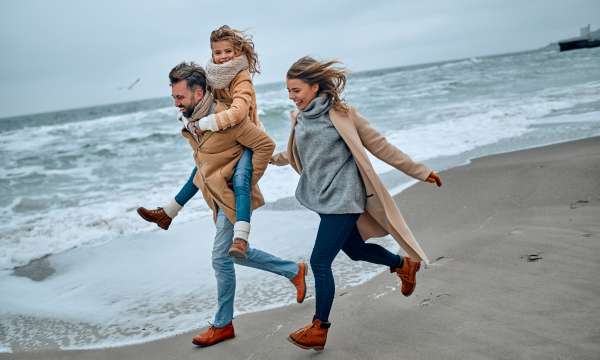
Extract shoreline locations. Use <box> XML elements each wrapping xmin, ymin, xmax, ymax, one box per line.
<box><xmin>4</xmin><ymin>136</ymin><xmax>600</xmax><ymax>359</ymax></box>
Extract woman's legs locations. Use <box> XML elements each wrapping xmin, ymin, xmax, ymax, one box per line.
<box><xmin>341</xmin><ymin>224</ymin><xmax>403</xmax><ymax>269</ymax></box>
<box><xmin>310</xmin><ymin>213</ymin><xmax>360</xmax><ymax>323</ymax></box>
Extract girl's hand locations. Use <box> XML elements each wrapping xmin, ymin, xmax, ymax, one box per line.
<box><xmin>426</xmin><ymin>171</ymin><xmax>442</xmax><ymax>187</ymax></box>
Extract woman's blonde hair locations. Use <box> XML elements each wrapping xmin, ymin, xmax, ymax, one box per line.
<box><xmin>286</xmin><ymin>56</ymin><xmax>349</xmax><ymax>112</ymax></box>
<box><xmin>210</xmin><ymin>25</ymin><xmax>260</xmax><ymax>75</ymax></box>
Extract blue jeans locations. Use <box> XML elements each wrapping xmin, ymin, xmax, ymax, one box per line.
<box><xmin>174</xmin><ymin>167</ymin><xmax>198</xmax><ymax>206</ymax></box>
<box><xmin>231</xmin><ymin>148</ymin><xmax>253</xmax><ymax>222</ymax></box>
<box><xmin>174</xmin><ymin>149</ymin><xmax>253</xmax><ymax>223</ymax></box>
<box><xmin>311</xmin><ymin>213</ymin><xmax>403</xmax><ymax>323</ymax></box>
<box><xmin>212</xmin><ymin>208</ymin><xmax>299</xmax><ymax>327</ymax></box>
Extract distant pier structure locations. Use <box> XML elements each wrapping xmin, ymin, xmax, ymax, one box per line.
<box><xmin>558</xmin><ymin>24</ymin><xmax>600</xmax><ymax>52</ymax></box>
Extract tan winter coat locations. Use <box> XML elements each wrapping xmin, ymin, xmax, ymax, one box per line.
<box><xmin>271</xmin><ymin>107</ymin><xmax>432</xmax><ymax>263</ymax></box>
<box><xmin>182</xmin><ymin>102</ymin><xmax>274</xmax><ymax>224</ymax></box>
<box><xmin>211</xmin><ymin>70</ymin><xmax>261</xmax><ymax>130</ymax></box>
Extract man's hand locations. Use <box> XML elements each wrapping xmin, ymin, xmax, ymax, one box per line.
<box><xmin>425</xmin><ymin>171</ymin><xmax>442</xmax><ymax>187</ymax></box>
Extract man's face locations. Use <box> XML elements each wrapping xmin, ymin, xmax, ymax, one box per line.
<box><xmin>171</xmin><ymin>80</ymin><xmax>204</xmax><ymax>118</ymax></box>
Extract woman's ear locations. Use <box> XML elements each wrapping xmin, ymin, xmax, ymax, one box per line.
<box><xmin>310</xmin><ymin>83</ymin><xmax>319</xmax><ymax>95</ymax></box>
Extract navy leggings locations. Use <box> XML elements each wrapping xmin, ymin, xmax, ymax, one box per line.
<box><xmin>311</xmin><ymin>213</ymin><xmax>403</xmax><ymax>323</ymax></box>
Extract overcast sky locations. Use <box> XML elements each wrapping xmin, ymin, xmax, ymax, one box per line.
<box><xmin>1</xmin><ymin>0</ymin><xmax>598</xmax><ymax>118</ymax></box>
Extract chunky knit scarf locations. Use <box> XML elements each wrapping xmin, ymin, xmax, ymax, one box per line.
<box><xmin>206</xmin><ymin>55</ymin><xmax>249</xmax><ymax>90</ymax></box>
<box><xmin>190</xmin><ymin>91</ymin><xmax>215</xmax><ymax>121</ymax></box>
<box><xmin>178</xmin><ymin>91</ymin><xmax>215</xmax><ymax>142</ymax></box>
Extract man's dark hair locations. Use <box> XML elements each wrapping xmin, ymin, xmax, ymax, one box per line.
<box><xmin>169</xmin><ymin>62</ymin><xmax>207</xmax><ymax>92</ymax></box>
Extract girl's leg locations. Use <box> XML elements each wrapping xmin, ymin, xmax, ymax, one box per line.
<box><xmin>137</xmin><ymin>167</ymin><xmax>198</xmax><ymax>229</ymax></box>
<box><xmin>174</xmin><ymin>167</ymin><xmax>199</xmax><ymax>207</ymax></box>
<box><xmin>162</xmin><ymin>166</ymin><xmax>198</xmax><ymax>219</ymax></box>
<box><xmin>232</xmin><ymin>149</ymin><xmax>253</xmax><ymax>223</ymax></box>
<box><xmin>341</xmin><ymin>224</ymin><xmax>403</xmax><ymax>269</ymax></box>
<box><xmin>311</xmin><ymin>213</ymin><xmax>360</xmax><ymax>323</ymax></box>
<box><xmin>228</xmin><ymin>149</ymin><xmax>253</xmax><ymax>258</ymax></box>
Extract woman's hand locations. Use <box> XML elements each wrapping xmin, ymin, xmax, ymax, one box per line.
<box><xmin>426</xmin><ymin>171</ymin><xmax>442</xmax><ymax>187</ymax></box>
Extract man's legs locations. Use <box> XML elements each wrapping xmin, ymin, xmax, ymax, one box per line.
<box><xmin>211</xmin><ymin>209</ymin><xmax>238</xmax><ymax>327</ymax></box>
<box><xmin>213</xmin><ymin>209</ymin><xmax>304</xmax><ymax>326</ymax></box>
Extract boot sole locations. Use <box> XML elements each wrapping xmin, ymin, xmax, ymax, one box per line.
<box><xmin>297</xmin><ymin>263</ymin><xmax>307</xmax><ymax>303</ymax></box>
<box><xmin>287</xmin><ymin>336</ymin><xmax>324</xmax><ymax>351</ymax></box>
<box><xmin>192</xmin><ymin>335</ymin><xmax>235</xmax><ymax>347</ymax></box>
<box><xmin>402</xmin><ymin>261</ymin><xmax>421</xmax><ymax>297</ymax></box>
<box><xmin>136</xmin><ymin>208</ymin><xmax>169</xmax><ymax>230</ymax></box>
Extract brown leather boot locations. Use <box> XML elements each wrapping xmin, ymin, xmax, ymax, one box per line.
<box><xmin>136</xmin><ymin>207</ymin><xmax>172</xmax><ymax>230</ymax></box>
<box><xmin>391</xmin><ymin>256</ymin><xmax>421</xmax><ymax>296</ymax></box>
<box><xmin>290</xmin><ymin>262</ymin><xmax>307</xmax><ymax>303</ymax></box>
<box><xmin>192</xmin><ymin>322</ymin><xmax>235</xmax><ymax>347</ymax></box>
<box><xmin>228</xmin><ymin>238</ymin><xmax>248</xmax><ymax>259</ymax></box>
<box><xmin>288</xmin><ymin>319</ymin><xmax>330</xmax><ymax>351</ymax></box>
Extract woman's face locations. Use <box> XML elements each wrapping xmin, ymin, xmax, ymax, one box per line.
<box><xmin>211</xmin><ymin>40</ymin><xmax>236</xmax><ymax>64</ymax></box>
<box><xmin>287</xmin><ymin>78</ymin><xmax>319</xmax><ymax>111</ymax></box>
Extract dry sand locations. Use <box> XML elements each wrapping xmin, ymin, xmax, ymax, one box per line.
<box><xmin>6</xmin><ymin>137</ymin><xmax>600</xmax><ymax>360</ymax></box>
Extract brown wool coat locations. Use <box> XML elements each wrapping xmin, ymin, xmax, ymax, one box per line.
<box><xmin>211</xmin><ymin>70</ymin><xmax>261</xmax><ymax>130</ymax></box>
<box><xmin>271</xmin><ymin>107</ymin><xmax>432</xmax><ymax>263</ymax></box>
<box><xmin>182</xmin><ymin>102</ymin><xmax>274</xmax><ymax>224</ymax></box>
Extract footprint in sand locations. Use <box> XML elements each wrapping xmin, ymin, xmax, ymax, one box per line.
<box><xmin>419</xmin><ymin>293</ymin><xmax>451</xmax><ymax>307</ymax></box>
<box><xmin>569</xmin><ymin>200</ymin><xmax>589</xmax><ymax>209</ymax></box>
<box><xmin>520</xmin><ymin>253</ymin><xmax>543</xmax><ymax>262</ymax></box>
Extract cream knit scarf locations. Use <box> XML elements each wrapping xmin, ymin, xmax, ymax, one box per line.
<box><xmin>206</xmin><ymin>55</ymin><xmax>249</xmax><ymax>90</ymax></box>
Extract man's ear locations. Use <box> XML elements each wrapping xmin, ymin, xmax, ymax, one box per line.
<box><xmin>193</xmin><ymin>86</ymin><xmax>205</xmax><ymax>100</ymax></box>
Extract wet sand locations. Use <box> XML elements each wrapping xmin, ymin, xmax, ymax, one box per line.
<box><xmin>6</xmin><ymin>137</ymin><xmax>600</xmax><ymax>360</ymax></box>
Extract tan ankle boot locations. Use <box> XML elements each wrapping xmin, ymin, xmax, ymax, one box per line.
<box><xmin>290</xmin><ymin>262</ymin><xmax>307</xmax><ymax>303</ymax></box>
<box><xmin>228</xmin><ymin>238</ymin><xmax>248</xmax><ymax>259</ymax></box>
<box><xmin>137</xmin><ymin>207</ymin><xmax>172</xmax><ymax>230</ymax></box>
<box><xmin>391</xmin><ymin>256</ymin><xmax>421</xmax><ymax>296</ymax></box>
<box><xmin>288</xmin><ymin>319</ymin><xmax>330</xmax><ymax>351</ymax></box>
<box><xmin>192</xmin><ymin>322</ymin><xmax>235</xmax><ymax>347</ymax></box>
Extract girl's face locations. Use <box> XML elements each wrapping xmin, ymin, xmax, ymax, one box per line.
<box><xmin>287</xmin><ymin>78</ymin><xmax>319</xmax><ymax>111</ymax></box>
<box><xmin>211</xmin><ymin>40</ymin><xmax>236</xmax><ymax>64</ymax></box>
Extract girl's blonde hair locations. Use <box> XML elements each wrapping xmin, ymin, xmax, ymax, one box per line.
<box><xmin>210</xmin><ymin>25</ymin><xmax>260</xmax><ymax>75</ymax></box>
<box><xmin>286</xmin><ymin>56</ymin><xmax>349</xmax><ymax>113</ymax></box>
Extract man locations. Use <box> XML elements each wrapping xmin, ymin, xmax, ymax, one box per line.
<box><xmin>146</xmin><ymin>62</ymin><xmax>306</xmax><ymax>347</ymax></box>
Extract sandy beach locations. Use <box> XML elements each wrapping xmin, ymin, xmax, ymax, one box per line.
<box><xmin>6</xmin><ymin>136</ymin><xmax>600</xmax><ymax>360</ymax></box>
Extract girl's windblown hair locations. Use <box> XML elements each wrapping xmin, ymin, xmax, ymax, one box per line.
<box><xmin>210</xmin><ymin>25</ymin><xmax>261</xmax><ymax>75</ymax></box>
<box><xmin>287</xmin><ymin>56</ymin><xmax>349</xmax><ymax>112</ymax></box>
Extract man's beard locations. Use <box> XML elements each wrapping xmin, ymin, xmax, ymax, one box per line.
<box><xmin>181</xmin><ymin>103</ymin><xmax>195</xmax><ymax>118</ymax></box>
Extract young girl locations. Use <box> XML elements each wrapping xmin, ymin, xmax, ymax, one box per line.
<box><xmin>271</xmin><ymin>56</ymin><xmax>442</xmax><ymax>351</ymax></box>
<box><xmin>137</xmin><ymin>25</ymin><xmax>264</xmax><ymax>259</ymax></box>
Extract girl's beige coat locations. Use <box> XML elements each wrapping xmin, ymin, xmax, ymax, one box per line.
<box><xmin>182</xmin><ymin>102</ymin><xmax>274</xmax><ymax>224</ymax></box>
<box><xmin>271</xmin><ymin>108</ymin><xmax>432</xmax><ymax>263</ymax></box>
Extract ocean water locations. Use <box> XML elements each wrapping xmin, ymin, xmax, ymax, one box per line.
<box><xmin>1</xmin><ymin>47</ymin><xmax>600</xmax><ymax>352</ymax></box>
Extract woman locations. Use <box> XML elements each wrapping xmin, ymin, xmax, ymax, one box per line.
<box><xmin>270</xmin><ymin>56</ymin><xmax>442</xmax><ymax>351</ymax></box>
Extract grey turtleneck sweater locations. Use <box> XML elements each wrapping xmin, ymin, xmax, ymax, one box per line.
<box><xmin>294</xmin><ymin>96</ymin><xmax>366</xmax><ymax>214</ymax></box>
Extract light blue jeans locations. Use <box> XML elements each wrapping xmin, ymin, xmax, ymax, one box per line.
<box><xmin>212</xmin><ymin>208</ymin><xmax>299</xmax><ymax>327</ymax></box>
